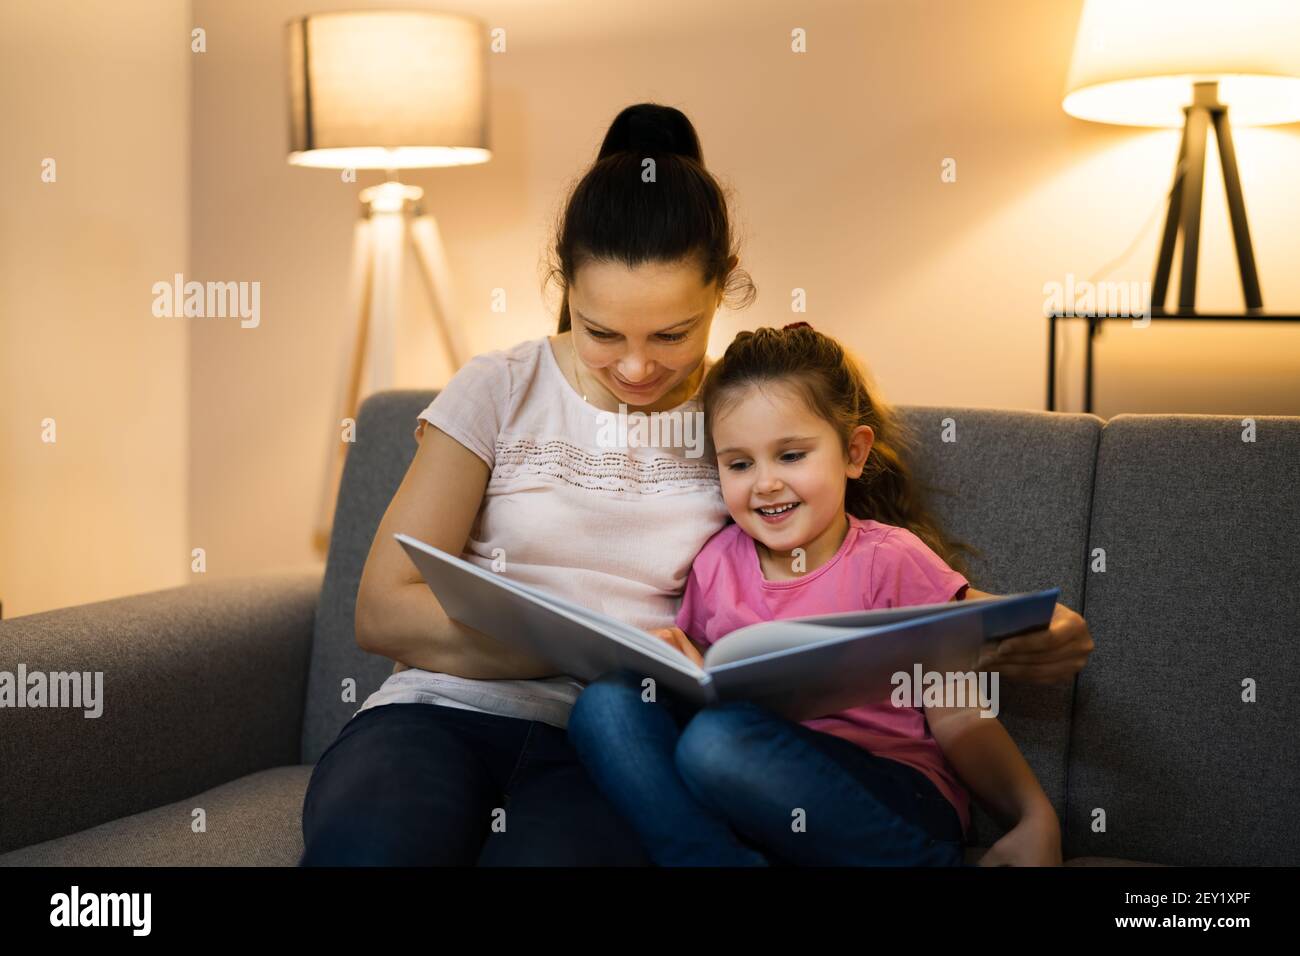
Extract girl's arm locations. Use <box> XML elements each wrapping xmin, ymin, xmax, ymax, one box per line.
<box><xmin>963</xmin><ymin>586</ymin><xmax>1094</xmax><ymax>684</ymax></box>
<box><xmin>925</xmin><ymin>703</ymin><xmax>1062</xmax><ymax>865</ymax></box>
<box><xmin>647</xmin><ymin>627</ymin><xmax>705</xmax><ymax>666</ymax></box>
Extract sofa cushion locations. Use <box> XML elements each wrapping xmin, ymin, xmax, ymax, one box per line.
<box><xmin>1067</xmin><ymin>414</ymin><xmax>1300</xmax><ymax>865</ymax></box>
<box><xmin>302</xmin><ymin>391</ymin><xmax>438</xmax><ymax>764</ymax></box>
<box><xmin>0</xmin><ymin>571</ymin><xmax>318</xmax><ymax>856</ymax></box>
<box><xmin>897</xmin><ymin>405</ymin><xmax>1103</xmax><ymax>850</ymax></box>
<box><xmin>0</xmin><ymin>766</ymin><xmax>310</xmax><ymax>867</ymax></box>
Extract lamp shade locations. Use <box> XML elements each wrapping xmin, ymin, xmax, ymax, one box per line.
<box><xmin>287</xmin><ymin>10</ymin><xmax>490</xmax><ymax>169</ymax></box>
<box><xmin>1063</xmin><ymin>0</ymin><xmax>1300</xmax><ymax>127</ymax></box>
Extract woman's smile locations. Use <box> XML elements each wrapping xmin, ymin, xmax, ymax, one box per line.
<box><xmin>609</xmin><ymin>369</ymin><xmax>668</xmax><ymax>394</ymax></box>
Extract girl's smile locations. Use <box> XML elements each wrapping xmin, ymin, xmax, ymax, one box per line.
<box><xmin>756</xmin><ymin>501</ymin><xmax>801</xmax><ymax>524</ymax></box>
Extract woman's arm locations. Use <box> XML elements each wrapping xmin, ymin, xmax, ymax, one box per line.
<box><xmin>963</xmin><ymin>587</ymin><xmax>1094</xmax><ymax>683</ymax></box>
<box><xmin>926</xmin><ymin>704</ymin><xmax>1062</xmax><ymax>865</ymax></box>
<box><xmin>355</xmin><ymin>424</ymin><xmax>561</xmax><ymax>680</ymax></box>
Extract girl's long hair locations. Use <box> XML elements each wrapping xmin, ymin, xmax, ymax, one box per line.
<box><xmin>701</xmin><ymin>325</ymin><xmax>976</xmax><ymax>576</ymax></box>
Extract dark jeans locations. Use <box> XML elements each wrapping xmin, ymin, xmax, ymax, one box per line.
<box><xmin>566</xmin><ymin>670</ymin><xmax>967</xmax><ymax>866</ymax></box>
<box><xmin>299</xmin><ymin>701</ymin><xmax>650</xmax><ymax>866</ymax></box>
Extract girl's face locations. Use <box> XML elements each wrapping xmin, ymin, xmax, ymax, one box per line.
<box><xmin>568</xmin><ymin>258</ymin><xmax>727</xmax><ymax>411</ymax></box>
<box><xmin>712</xmin><ymin>381</ymin><xmax>874</xmax><ymax>559</ymax></box>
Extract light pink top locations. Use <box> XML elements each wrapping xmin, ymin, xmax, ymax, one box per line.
<box><xmin>675</xmin><ymin>514</ymin><xmax>973</xmax><ymax>833</ymax></box>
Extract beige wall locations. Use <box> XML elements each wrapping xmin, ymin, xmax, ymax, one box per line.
<box><xmin>0</xmin><ymin>0</ymin><xmax>191</xmax><ymax>618</ymax></box>
<box><xmin>5</xmin><ymin>0</ymin><xmax>1299</xmax><ymax>614</ymax></box>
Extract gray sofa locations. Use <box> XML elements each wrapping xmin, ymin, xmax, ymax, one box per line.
<box><xmin>2</xmin><ymin>391</ymin><xmax>1296</xmax><ymax>866</ymax></box>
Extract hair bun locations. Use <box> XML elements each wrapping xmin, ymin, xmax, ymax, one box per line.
<box><xmin>598</xmin><ymin>103</ymin><xmax>704</xmax><ymax>163</ymax></box>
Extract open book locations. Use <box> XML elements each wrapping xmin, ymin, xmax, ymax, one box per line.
<box><xmin>395</xmin><ymin>532</ymin><xmax>1060</xmax><ymax>721</ymax></box>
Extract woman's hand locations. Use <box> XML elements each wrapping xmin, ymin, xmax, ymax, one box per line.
<box><xmin>978</xmin><ymin>804</ymin><xmax>1062</xmax><ymax>867</ymax></box>
<box><xmin>648</xmin><ymin>627</ymin><xmax>704</xmax><ymax>667</ymax></box>
<box><xmin>970</xmin><ymin>591</ymin><xmax>1095</xmax><ymax>683</ymax></box>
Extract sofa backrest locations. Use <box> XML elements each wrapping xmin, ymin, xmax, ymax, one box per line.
<box><xmin>1066</xmin><ymin>414</ymin><xmax>1300</xmax><ymax>865</ymax></box>
<box><xmin>896</xmin><ymin>406</ymin><xmax>1103</xmax><ymax>849</ymax></box>
<box><xmin>301</xmin><ymin>390</ymin><xmax>436</xmax><ymax>763</ymax></box>
<box><xmin>303</xmin><ymin>392</ymin><xmax>1299</xmax><ymax>864</ymax></box>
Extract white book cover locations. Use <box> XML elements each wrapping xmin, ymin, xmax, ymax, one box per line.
<box><xmin>395</xmin><ymin>532</ymin><xmax>1059</xmax><ymax>720</ymax></box>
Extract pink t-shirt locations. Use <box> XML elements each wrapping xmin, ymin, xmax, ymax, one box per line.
<box><xmin>675</xmin><ymin>514</ymin><xmax>973</xmax><ymax>834</ymax></box>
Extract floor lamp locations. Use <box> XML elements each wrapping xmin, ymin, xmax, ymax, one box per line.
<box><xmin>285</xmin><ymin>11</ymin><xmax>492</xmax><ymax>553</ymax></box>
<box><xmin>1047</xmin><ymin>0</ymin><xmax>1300</xmax><ymax>412</ymax></box>
<box><xmin>1063</xmin><ymin>0</ymin><xmax>1300</xmax><ymax>314</ymax></box>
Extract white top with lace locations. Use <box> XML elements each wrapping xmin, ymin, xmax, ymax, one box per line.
<box><xmin>356</xmin><ymin>335</ymin><xmax>730</xmax><ymax>729</ymax></box>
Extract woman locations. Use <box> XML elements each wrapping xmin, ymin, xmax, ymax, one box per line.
<box><xmin>299</xmin><ymin>102</ymin><xmax>1094</xmax><ymax>866</ymax></box>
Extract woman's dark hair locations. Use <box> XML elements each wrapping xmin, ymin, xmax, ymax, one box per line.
<box><xmin>701</xmin><ymin>325</ymin><xmax>977</xmax><ymax>577</ymax></box>
<box><xmin>545</xmin><ymin>103</ymin><xmax>755</xmax><ymax>332</ymax></box>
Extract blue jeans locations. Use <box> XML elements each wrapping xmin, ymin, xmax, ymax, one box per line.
<box><xmin>567</xmin><ymin>670</ymin><xmax>967</xmax><ymax>866</ymax></box>
<box><xmin>300</xmin><ymin>701</ymin><xmax>650</xmax><ymax>866</ymax></box>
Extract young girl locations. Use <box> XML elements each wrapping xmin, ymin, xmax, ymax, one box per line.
<box><xmin>566</xmin><ymin>323</ymin><xmax>1062</xmax><ymax>866</ymax></box>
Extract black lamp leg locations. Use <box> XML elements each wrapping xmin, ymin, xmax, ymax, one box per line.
<box><xmin>1152</xmin><ymin>107</ymin><xmax>1192</xmax><ymax>311</ymax></box>
<box><xmin>1175</xmin><ymin>100</ymin><xmax>1210</xmax><ymax>310</ymax></box>
<box><xmin>1211</xmin><ymin>109</ymin><xmax>1264</xmax><ymax>310</ymax></box>
<box><xmin>1150</xmin><ymin>81</ymin><xmax>1264</xmax><ymax>314</ymax></box>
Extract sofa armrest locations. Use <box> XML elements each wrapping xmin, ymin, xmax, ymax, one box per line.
<box><xmin>0</xmin><ymin>569</ymin><xmax>322</xmax><ymax>854</ymax></box>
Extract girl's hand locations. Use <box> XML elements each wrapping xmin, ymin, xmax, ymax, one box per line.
<box><xmin>648</xmin><ymin>627</ymin><xmax>704</xmax><ymax>667</ymax></box>
<box><xmin>974</xmin><ymin>597</ymin><xmax>1094</xmax><ymax>684</ymax></box>
<box><xmin>978</xmin><ymin>805</ymin><xmax>1062</xmax><ymax>867</ymax></box>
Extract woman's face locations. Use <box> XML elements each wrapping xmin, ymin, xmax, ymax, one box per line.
<box><xmin>568</xmin><ymin>258</ymin><xmax>724</xmax><ymax>409</ymax></box>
